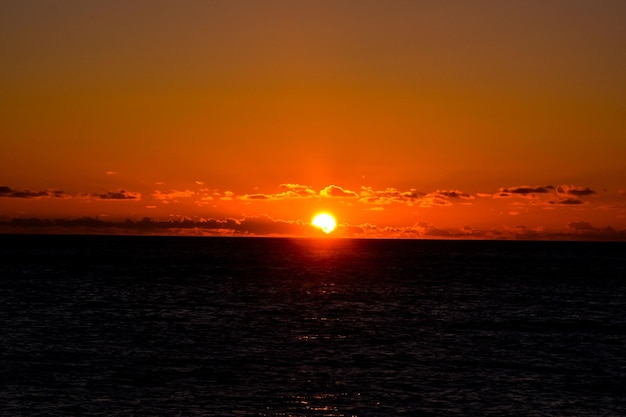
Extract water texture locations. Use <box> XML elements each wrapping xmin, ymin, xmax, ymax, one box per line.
<box><xmin>1</xmin><ymin>235</ymin><xmax>625</xmax><ymax>416</ymax></box>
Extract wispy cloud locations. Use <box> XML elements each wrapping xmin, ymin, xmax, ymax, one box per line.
<box><xmin>358</xmin><ymin>187</ymin><xmax>473</xmax><ymax>207</ymax></box>
<box><xmin>240</xmin><ymin>183</ymin><xmax>317</xmax><ymax>201</ymax></box>
<box><xmin>359</xmin><ymin>187</ymin><xmax>424</xmax><ymax>205</ymax></box>
<box><xmin>152</xmin><ymin>189</ymin><xmax>195</xmax><ymax>202</ymax></box>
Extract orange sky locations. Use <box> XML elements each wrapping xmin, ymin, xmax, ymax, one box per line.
<box><xmin>1</xmin><ymin>1</ymin><xmax>625</xmax><ymax>239</ymax></box>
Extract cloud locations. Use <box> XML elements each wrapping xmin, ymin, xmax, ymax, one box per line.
<box><xmin>241</xmin><ymin>193</ymin><xmax>270</xmax><ymax>200</ymax></box>
<box><xmin>320</xmin><ymin>185</ymin><xmax>358</xmax><ymax>198</ymax></box>
<box><xmin>220</xmin><ymin>191</ymin><xmax>235</xmax><ymax>201</ymax></box>
<box><xmin>152</xmin><ymin>189</ymin><xmax>195</xmax><ymax>201</ymax></box>
<box><xmin>240</xmin><ymin>184</ymin><xmax>317</xmax><ymax>201</ymax></box>
<box><xmin>359</xmin><ymin>187</ymin><xmax>473</xmax><ymax>207</ymax></box>
<box><xmin>0</xmin><ymin>186</ymin><xmax>70</xmax><ymax>199</ymax></box>
<box><xmin>568</xmin><ymin>221</ymin><xmax>595</xmax><ymax>231</ymax></box>
<box><xmin>1</xmin><ymin>215</ymin><xmax>315</xmax><ymax>237</ymax></box>
<box><xmin>499</xmin><ymin>185</ymin><xmax>554</xmax><ymax>196</ymax></box>
<box><xmin>105</xmin><ymin>171</ymin><xmax>118</xmax><ymax>176</ymax></box>
<box><xmin>432</xmin><ymin>190</ymin><xmax>474</xmax><ymax>199</ymax></box>
<box><xmin>3</xmin><ymin>215</ymin><xmax>625</xmax><ymax>241</ymax></box>
<box><xmin>550</xmin><ymin>198</ymin><xmax>584</xmax><ymax>205</ymax></box>
<box><xmin>279</xmin><ymin>183</ymin><xmax>316</xmax><ymax>197</ymax></box>
<box><xmin>556</xmin><ymin>185</ymin><xmax>596</xmax><ymax>197</ymax></box>
<box><xmin>418</xmin><ymin>194</ymin><xmax>453</xmax><ymax>207</ymax></box>
<box><xmin>565</xmin><ymin>222</ymin><xmax>626</xmax><ymax>240</ymax></box>
<box><xmin>418</xmin><ymin>189</ymin><xmax>474</xmax><ymax>207</ymax></box>
<box><xmin>495</xmin><ymin>183</ymin><xmax>599</xmax><ymax>207</ymax></box>
<box><xmin>93</xmin><ymin>190</ymin><xmax>140</xmax><ymax>200</ymax></box>
<box><xmin>359</xmin><ymin>187</ymin><xmax>424</xmax><ymax>205</ymax></box>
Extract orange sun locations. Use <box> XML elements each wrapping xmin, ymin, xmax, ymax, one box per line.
<box><xmin>312</xmin><ymin>213</ymin><xmax>337</xmax><ymax>234</ymax></box>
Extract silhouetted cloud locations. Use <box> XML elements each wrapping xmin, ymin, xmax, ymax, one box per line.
<box><xmin>550</xmin><ymin>198</ymin><xmax>584</xmax><ymax>205</ymax></box>
<box><xmin>566</xmin><ymin>221</ymin><xmax>626</xmax><ymax>240</ymax></box>
<box><xmin>93</xmin><ymin>190</ymin><xmax>140</xmax><ymax>200</ymax></box>
<box><xmin>1</xmin><ymin>215</ymin><xmax>316</xmax><ymax>237</ymax></box>
<box><xmin>0</xmin><ymin>186</ymin><xmax>70</xmax><ymax>199</ymax></box>
<box><xmin>2</xmin><ymin>215</ymin><xmax>625</xmax><ymax>241</ymax></box>
<box><xmin>556</xmin><ymin>185</ymin><xmax>596</xmax><ymax>197</ymax></box>
<box><xmin>433</xmin><ymin>190</ymin><xmax>474</xmax><ymax>199</ymax></box>
<box><xmin>568</xmin><ymin>221</ymin><xmax>595</xmax><ymax>231</ymax></box>
<box><xmin>499</xmin><ymin>185</ymin><xmax>554</xmax><ymax>195</ymax></box>
<box><xmin>320</xmin><ymin>185</ymin><xmax>358</xmax><ymax>198</ymax></box>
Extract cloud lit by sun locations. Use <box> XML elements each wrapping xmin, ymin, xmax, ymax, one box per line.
<box><xmin>312</xmin><ymin>213</ymin><xmax>337</xmax><ymax>234</ymax></box>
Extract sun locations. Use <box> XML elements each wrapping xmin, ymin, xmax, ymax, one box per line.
<box><xmin>312</xmin><ymin>213</ymin><xmax>337</xmax><ymax>234</ymax></box>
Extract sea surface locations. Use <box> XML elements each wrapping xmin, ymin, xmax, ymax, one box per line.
<box><xmin>1</xmin><ymin>234</ymin><xmax>625</xmax><ymax>416</ymax></box>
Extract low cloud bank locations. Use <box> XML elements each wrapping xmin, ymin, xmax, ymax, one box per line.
<box><xmin>2</xmin><ymin>216</ymin><xmax>625</xmax><ymax>241</ymax></box>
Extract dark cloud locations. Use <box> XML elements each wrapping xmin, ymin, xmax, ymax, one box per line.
<box><xmin>568</xmin><ymin>221</ymin><xmax>595</xmax><ymax>231</ymax></box>
<box><xmin>3</xmin><ymin>216</ymin><xmax>625</xmax><ymax>241</ymax></box>
<box><xmin>553</xmin><ymin>198</ymin><xmax>584</xmax><ymax>205</ymax></box>
<box><xmin>94</xmin><ymin>190</ymin><xmax>140</xmax><ymax>200</ymax></box>
<box><xmin>556</xmin><ymin>185</ymin><xmax>596</xmax><ymax>197</ymax></box>
<box><xmin>565</xmin><ymin>222</ymin><xmax>626</xmax><ymax>241</ymax></box>
<box><xmin>500</xmin><ymin>185</ymin><xmax>553</xmax><ymax>195</ymax></box>
<box><xmin>0</xmin><ymin>186</ymin><xmax>69</xmax><ymax>199</ymax></box>
<box><xmin>235</xmin><ymin>215</ymin><xmax>311</xmax><ymax>235</ymax></box>
<box><xmin>2</xmin><ymin>215</ymin><xmax>314</xmax><ymax>237</ymax></box>
<box><xmin>433</xmin><ymin>190</ymin><xmax>474</xmax><ymax>199</ymax></box>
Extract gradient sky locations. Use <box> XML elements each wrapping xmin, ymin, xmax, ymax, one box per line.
<box><xmin>1</xmin><ymin>0</ymin><xmax>625</xmax><ymax>239</ymax></box>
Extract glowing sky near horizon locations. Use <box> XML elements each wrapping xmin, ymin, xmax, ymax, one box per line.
<box><xmin>1</xmin><ymin>1</ymin><xmax>625</xmax><ymax>239</ymax></box>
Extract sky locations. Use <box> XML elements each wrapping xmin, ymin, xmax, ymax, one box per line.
<box><xmin>1</xmin><ymin>0</ymin><xmax>626</xmax><ymax>239</ymax></box>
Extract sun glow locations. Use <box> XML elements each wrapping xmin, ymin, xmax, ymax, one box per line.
<box><xmin>312</xmin><ymin>213</ymin><xmax>337</xmax><ymax>234</ymax></box>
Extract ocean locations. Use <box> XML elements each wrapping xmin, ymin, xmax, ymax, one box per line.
<box><xmin>1</xmin><ymin>234</ymin><xmax>625</xmax><ymax>416</ymax></box>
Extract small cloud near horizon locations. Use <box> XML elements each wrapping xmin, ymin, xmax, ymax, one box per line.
<box><xmin>93</xmin><ymin>190</ymin><xmax>140</xmax><ymax>200</ymax></box>
<box><xmin>320</xmin><ymin>185</ymin><xmax>359</xmax><ymax>198</ymax></box>
<box><xmin>0</xmin><ymin>186</ymin><xmax>70</xmax><ymax>199</ymax></box>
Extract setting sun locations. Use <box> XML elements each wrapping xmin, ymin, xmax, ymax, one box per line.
<box><xmin>312</xmin><ymin>213</ymin><xmax>337</xmax><ymax>234</ymax></box>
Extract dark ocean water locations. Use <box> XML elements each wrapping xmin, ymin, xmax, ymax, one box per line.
<box><xmin>1</xmin><ymin>235</ymin><xmax>626</xmax><ymax>416</ymax></box>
